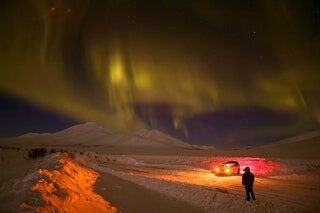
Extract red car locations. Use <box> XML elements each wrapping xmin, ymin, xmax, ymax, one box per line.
<box><xmin>213</xmin><ymin>161</ymin><xmax>240</xmax><ymax>175</ymax></box>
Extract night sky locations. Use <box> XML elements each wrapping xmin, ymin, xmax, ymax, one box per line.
<box><xmin>0</xmin><ymin>0</ymin><xmax>319</xmax><ymax>148</ymax></box>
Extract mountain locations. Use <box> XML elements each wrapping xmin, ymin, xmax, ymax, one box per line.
<box><xmin>4</xmin><ymin>122</ymin><xmax>207</xmax><ymax>149</ymax></box>
<box><xmin>232</xmin><ymin>130</ymin><xmax>320</xmax><ymax>159</ymax></box>
<box><xmin>262</xmin><ymin>130</ymin><xmax>320</xmax><ymax>147</ymax></box>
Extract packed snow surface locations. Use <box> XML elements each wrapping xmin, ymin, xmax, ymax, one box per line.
<box><xmin>77</xmin><ymin>152</ymin><xmax>320</xmax><ymax>212</ymax></box>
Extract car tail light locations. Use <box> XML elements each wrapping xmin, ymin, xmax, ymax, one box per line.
<box><xmin>225</xmin><ymin>168</ymin><xmax>230</xmax><ymax>173</ymax></box>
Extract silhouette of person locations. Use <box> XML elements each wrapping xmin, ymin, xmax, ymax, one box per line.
<box><xmin>242</xmin><ymin>167</ymin><xmax>255</xmax><ymax>201</ymax></box>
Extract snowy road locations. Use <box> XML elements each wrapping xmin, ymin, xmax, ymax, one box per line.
<box><xmin>76</xmin><ymin>153</ymin><xmax>320</xmax><ymax>212</ymax></box>
<box><xmin>106</xmin><ymin>163</ymin><xmax>320</xmax><ymax>211</ymax></box>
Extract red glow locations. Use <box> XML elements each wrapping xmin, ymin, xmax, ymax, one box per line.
<box><xmin>208</xmin><ymin>157</ymin><xmax>286</xmax><ymax>176</ymax></box>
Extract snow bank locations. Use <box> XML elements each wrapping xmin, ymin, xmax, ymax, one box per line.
<box><xmin>76</xmin><ymin>152</ymin><xmax>142</xmax><ymax>166</ymax></box>
<box><xmin>4</xmin><ymin>153</ymin><xmax>116</xmax><ymax>212</ymax></box>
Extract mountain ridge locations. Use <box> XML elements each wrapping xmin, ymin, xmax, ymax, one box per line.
<box><xmin>5</xmin><ymin>122</ymin><xmax>212</xmax><ymax>150</ymax></box>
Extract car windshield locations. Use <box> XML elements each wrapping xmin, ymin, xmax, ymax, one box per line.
<box><xmin>221</xmin><ymin>162</ymin><xmax>237</xmax><ymax>167</ymax></box>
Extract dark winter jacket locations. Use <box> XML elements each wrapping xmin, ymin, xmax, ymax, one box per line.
<box><xmin>242</xmin><ymin>171</ymin><xmax>255</xmax><ymax>187</ymax></box>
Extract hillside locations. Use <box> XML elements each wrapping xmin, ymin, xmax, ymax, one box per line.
<box><xmin>229</xmin><ymin>130</ymin><xmax>320</xmax><ymax>159</ymax></box>
<box><xmin>2</xmin><ymin>122</ymin><xmax>206</xmax><ymax>150</ymax></box>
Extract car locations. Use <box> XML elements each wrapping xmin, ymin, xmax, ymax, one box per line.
<box><xmin>213</xmin><ymin>161</ymin><xmax>240</xmax><ymax>175</ymax></box>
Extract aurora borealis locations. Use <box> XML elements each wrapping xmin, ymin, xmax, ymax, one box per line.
<box><xmin>0</xmin><ymin>0</ymin><xmax>319</xmax><ymax>147</ymax></box>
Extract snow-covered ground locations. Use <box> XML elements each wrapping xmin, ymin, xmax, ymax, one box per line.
<box><xmin>0</xmin><ymin>123</ymin><xmax>319</xmax><ymax>212</ymax></box>
<box><xmin>77</xmin><ymin>152</ymin><xmax>320</xmax><ymax>212</ymax></box>
<box><xmin>2</xmin><ymin>149</ymin><xmax>319</xmax><ymax>212</ymax></box>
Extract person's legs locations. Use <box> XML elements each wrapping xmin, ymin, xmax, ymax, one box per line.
<box><xmin>250</xmin><ymin>188</ymin><xmax>256</xmax><ymax>200</ymax></box>
<box><xmin>245</xmin><ymin>187</ymin><xmax>250</xmax><ymax>201</ymax></box>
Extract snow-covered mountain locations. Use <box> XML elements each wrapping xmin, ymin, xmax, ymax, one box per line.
<box><xmin>8</xmin><ymin>122</ymin><xmax>205</xmax><ymax>149</ymax></box>
<box><xmin>262</xmin><ymin>130</ymin><xmax>320</xmax><ymax>147</ymax></box>
<box><xmin>232</xmin><ymin>130</ymin><xmax>320</xmax><ymax>159</ymax></box>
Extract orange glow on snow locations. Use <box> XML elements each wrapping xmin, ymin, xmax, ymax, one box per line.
<box><xmin>21</xmin><ymin>154</ymin><xmax>117</xmax><ymax>213</ymax></box>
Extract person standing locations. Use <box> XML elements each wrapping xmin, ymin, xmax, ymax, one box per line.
<box><xmin>242</xmin><ymin>167</ymin><xmax>255</xmax><ymax>201</ymax></box>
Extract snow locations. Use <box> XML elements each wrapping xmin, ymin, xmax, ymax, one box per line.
<box><xmin>91</xmin><ymin>165</ymin><xmax>291</xmax><ymax>213</ymax></box>
<box><xmin>6</xmin><ymin>122</ymin><xmax>206</xmax><ymax>150</ymax></box>
<box><xmin>0</xmin><ymin>124</ymin><xmax>319</xmax><ymax>212</ymax></box>
<box><xmin>264</xmin><ymin>129</ymin><xmax>320</xmax><ymax>146</ymax></box>
<box><xmin>77</xmin><ymin>152</ymin><xmax>319</xmax><ymax>212</ymax></box>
